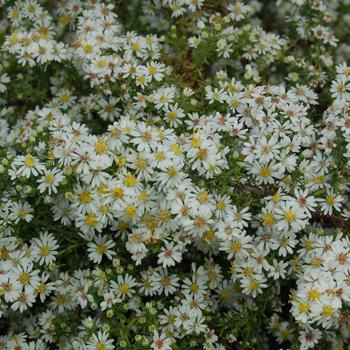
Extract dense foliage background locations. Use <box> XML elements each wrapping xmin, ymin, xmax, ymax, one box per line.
<box><xmin>1</xmin><ymin>0</ymin><xmax>350</xmax><ymax>349</ymax></box>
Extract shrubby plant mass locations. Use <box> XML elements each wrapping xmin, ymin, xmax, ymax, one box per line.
<box><xmin>1</xmin><ymin>0</ymin><xmax>350</xmax><ymax>349</ymax></box>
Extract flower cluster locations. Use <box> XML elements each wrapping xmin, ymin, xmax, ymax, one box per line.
<box><xmin>1</xmin><ymin>1</ymin><xmax>350</xmax><ymax>350</ymax></box>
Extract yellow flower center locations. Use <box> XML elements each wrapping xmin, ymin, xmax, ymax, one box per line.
<box><xmin>313</xmin><ymin>175</ymin><xmax>324</xmax><ymax>184</ymax></box>
<box><xmin>263</xmin><ymin>213</ymin><xmax>275</xmax><ymax>226</ymax></box>
<box><xmin>168</xmin><ymin>111</ymin><xmax>177</xmax><ymax>120</ymax></box>
<box><xmin>203</xmin><ymin>230</ymin><xmax>215</xmax><ymax>240</ymax></box>
<box><xmin>167</xmin><ymin>167</ymin><xmax>177</xmax><ymax>178</ymax></box>
<box><xmin>85</xmin><ymin>214</ymin><xmax>97</xmax><ymax>227</ymax></box>
<box><xmin>170</xmin><ymin>143</ymin><xmax>182</xmax><ymax>154</ymax></box>
<box><xmin>220</xmin><ymin>290</ymin><xmax>230</xmax><ymax>300</ymax></box>
<box><xmin>45</xmin><ymin>173</ymin><xmax>55</xmax><ymax>183</ymax></box>
<box><xmin>244</xmin><ymin>267</ymin><xmax>254</xmax><ymax>276</ymax></box>
<box><xmin>322</xmin><ymin>305</ymin><xmax>334</xmax><ymax>317</ymax></box>
<box><xmin>231</xmin><ymin>240</ymin><xmax>241</xmax><ymax>253</ymax></box>
<box><xmin>0</xmin><ymin>247</ymin><xmax>9</xmax><ymax>260</ymax></box>
<box><xmin>249</xmin><ymin>279</ymin><xmax>259</xmax><ymax>290</ymax></box>
<box><xmin>311</xmin><ymin>257</ymin><xmax>322</xmax><ymax>267</ymax></box>
<box><xmin>115</xmin><ymin>155</ymin><xmax>126</xmax><ymax>166</ymax></box>
<box><xmin>190</xmin><ymin>283</ymin><xmax>199</xmax><ymax>293</ymax></box>
<box><xmin>139</xmin><ymin>191</ymin><xmax>148</xmax><ymax>202</ymax></box>
<box><xmin>24</xmin><ymin>155</ymin><xmax>35</xmax><ymax>167</ymax></box>
<box><xmin>198</xmin><ymin>191</ymin><xmax>208</xmax><ymax>203</ymax></box>
<box><xmin>135</xmin><ymin>158</ymin><xmax>148</xmax><ymax>170</ymax></box>
<box><xmin>284</xmin><ymin>209</ymin><xmax>296</xmax><ymax>223</ymax></box>
<box><xmin>271</xmin><ymin>193</ymin><xmax>281</xmax><ymax>203</ymax></box>
<box><xmin>97</xmin><ymin>59</ymin><xmax>106</xmax><ymax>69</ymax></box>
<box><xmin>159</xmin><ymin>210</ymin><xmax>171</xmax><ymax>223</ymax></box>
<box><xmin>137</xmin><ymin>76</ymin><xmax>145</xmax><ymax>84</ymax></box>
<box><xmin>148</xmin><ymin>66</ymin><xmax>157</xmax><ymax>75</ymax></box>
<box><xmin>155</xmin><ymin>151</ymin><xmax>165</xmax><ymax>161</ymax></box>
<box><xmin>119</xmin><ymin>284</ymin><xmax>129</xmax><ymax>294</ymax></box>
<box><xmin>96</xmin><ymin>244</ymin><xmax>107</xmax><ymax>255</ymax></box>
<box><xmin>231</xmin><ymin>98</ymin><xmax>239</xmax><ymax>107</ymax></box>
<box><xmin>326</xmin><ymin>196</ymin><xmax>335</xmax><ymax>205</ymax></box>
<box><xmin>308</xmin><ymin>289</ymin><xmax>320</xmax><ymax>301</ymax></box>
<box><xmin>60</xmin><ymin>93</ymin><xmax>70</xmax><ymax>102</ymax></box>
<box><xmin>217</xmin><ymin>201</ymin><xmax>225</xmax><ymax>210</ymax></box>
<box><xmin>79</xmin><ymin>192</ymin><xmax>92</xmax><ymax>203</ymax></box>
<box><xmin>28</xmin><ymin>4</ymin><xmax>36</xmax><ymax>13</ymax></box>
<box><xmin>124</xmin><ymin>206</ymin><xmax>137</xmax><ymax>218</ymax></box>
<box><xmin>191</xmin><ymin>137</ymin><xmax>201</xmax><ymax>148</ymax></box>
<box><xmin>124</xmin><ymin>175</ymin><xmax>137</xmax><ymax>187</ymax></box>
<box><xmin>17</xmin><ymin>209</ymin><xmax>27</xmax><ymax>218</ymax></box>
<box><xmin>304</xmin><ymin>240</ymin><xmax>313</xmax><ymax>251</ymax></box>
<box><xmin>95</xmin><ymin>139</ymin><xmax>108</xmax><ymax>154</ymax></box>
<box><xmin>100</xmin><ymin>205</ymin><xmax>108</xmax><ymax>214</ymax></box>
<box><xmin>83</xmin><ymin>44</ymin><xmax>93</xmax><ymax>53</ymax></box>
<box><xmin>298</xmin><ymin>302</ymin><xmax>309</xmax><ymax>313</ymax></box>
<box><xmin>36</xmin><ymin>282</ymin><xmax>46</xmax><ymax>294</ymax></box>
<box><xmin>40</xmin><ymin>246</ymin><xmax>50</xmax><ymax>256</ymax></box>
<box><xmin>97</xmin><ymin>184</ymin><xmax>108</xmax><ymax>195</ymax></box>
<box><xmin>112</xmin><ymin>187</ymin><xmax>124</xmax><ymax>199</ymax></box>
<box><xmin>96</xmin><ymin>342</ymin><xmax>106</xmax><ymax>350</ymax></box>
<box><xmin>19</xmin><ymin>273</ymin><xmax>30</xmax><ymax>285</ymax></box>
<box><xmin>132</xmin><ymin>42</ymin><xmax>140</xmax><ymax>52</ymax></box>
<box><xmin>259</xmin><ymin>166</ymin><xmax>271</xmax><ymax>177</ymax></box>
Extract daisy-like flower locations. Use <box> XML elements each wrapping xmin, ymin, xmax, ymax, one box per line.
<box><xmin>11</xmin><ymin>290</ymin><xmax>36</xmax><ymax>312</ymax></box>
<box><xmin>23</xmin><ymin>0</ymin><xmax>43</xmax><ymax>19</ymax></box>
<box><xmin>87</xmin><ymin>234</ymin><xmax>116</xmax><ymax>264</ymax></box>
<box><xmin>15</xmin><ymin>263</ymin><xmax>40</xmax><ymax>293</ymax></box>
<box><xmin>310</xmin><ymin>294</ymin><xmax>341</xmax><ymax>329</ymax></box>
<box><xmin>268</xmin><ymin>259</ymin><xmax>288</xmax><ymax>280</ymax></box>
<box><xmin>100</xmin><ymin>292</ymin><xmax>121</xmax><ymax>311</ymax></box>
<box><xmin>248</xmin><ymin>161</ymin><xmax>282</xmax><ymax>185</ymax></box>
<box><xmin>157</xmin><ymin>241</ymin><xmax>183</xmax><ymax>268</ymax></box>
<box><xmin>164</xmin><ymin>103</ymin><xmax>185</xmax><ymax>127</ymax></box>
<box><xmin>151</xmin><ymin>269</ymin><xmax>180</xmax><ymax>296</ymax></box>
<box><xmin>2</xmin><ymin>276</ymin><xmax>21</xmax><ymax>303</ymax></box>
<box><xmin>55</xmin><ymin>89</ymin><xmax>77</xmax><ymax>108</ymax></box>
<box><xmin>298</xmin><ymin>328</ymin><xmax>322</xmax><ymax>350</ymax></box>
<box><xmin>205</xmin><ymin>86</ymin><xmax>227</xmax><ymax>104</ymax></box>
<box><xmin>86</xmin><ymin>332</ymin><xmax>114</xmax><ymax>350</ymax></box>
<box><xmin>181</xmin><ymin>274</ymin><xmax>207</xmax><ymax>299</ymax></box>
<box><xmin>37</xmin><ymin>167</ymin><xmax>65</xmax><ymax>195</ymax></box>
<box><xmin>139</xmin><ymin>61</ymin><xmax>166</xmax><ymax>82</ymax></box>
<box><xmin>111</xmin><ymin>274</ymin><xmax>137</xmax><ymax>299</ymax></box>
<box><xmin>151</xmin><ymin>331</ymin><xmax>172</xmax><ymax>350</ymax></box>
<box><xmin>153</xmin><ymin>87</ymin><xmax>176</xmax><ymax>110</ymax></box>
<box><xmin>232</xmin><ymin>205</ymin><xmax>251</xmax><ymax>229</ymax></box>
<box><xmin>241</xmin><ymin>274</ymin><xmax>267</xmax><ymax>298</ymax></box>
<box><xmin>271</xmin><ymin>232</ymin><xmax>298</xmax><ymax>257</ymax></box>
<box><xmin>10</xmin><ymin>202</ymin><xmax>34</xmax><ymax>224</ymax></box>
<box><xmin>35</xmin><ymin>272</ymin><xmax>55</xmax><ymax>302</ymax></box>
<box><xmin>220</xmin><ymin>232</ymin><xmax>252</xmax><ymax>259</ymax></box>
<box><xmin>275</xmin><ymin>202</ymin><xmax>307</xmax><ymax>232</ymax></box>
<box><xmin>155</xmin><ymin>163</ymin><xmax>187</xmax><ymax>188</ymax></box>
<box><xmin>76</xmin><ymin>212</ymin><xmax>105</xmax><ymax>235</ymax></box>
<box><xmin>318</xmin><ymin>190</ymin><xmax>343</xmax><ymax>215</ymax></box>
<box><xmin>294</xmin><ymin>188</ymin><xmax>317</xmax><ymax>218</ymax></box>
<box><xmin>32</xmin><ymin>231</ymin><xmax>59</xmax><ymax>265</ymax></box>
<box><xmin>11</xmin><ymin>154</ymin><xmax>45</xmax><ymax>178</ymax></box>
<box><xmin>292</xmin><ymin>297</ymin><xmax>311</xmax><ymax>324</ymax></box>
<box><xmin>2</xmin><ymin>2</ymin><xmax>350</xmax><ymax>347</ymax></box>
<box><xmin>227</xmin><ymin>2</ymin><xmax>250</xmax><ymax>21</ymax></box>
<box><xmin>256</xmin><ymin>134</ymin><xmax>281</xmax><ymax>164</ymax></box>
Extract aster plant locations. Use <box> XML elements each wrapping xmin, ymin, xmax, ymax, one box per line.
<box><xmin>1</xmin><ymin>1</ymin><xmax>350</xmax><ymax>350</ymax></box>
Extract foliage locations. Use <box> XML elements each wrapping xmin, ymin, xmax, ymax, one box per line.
<box><xmin>0</xmin><ymin>1</ymin><xmax>350</xmax><ymax>350</ymax></box>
